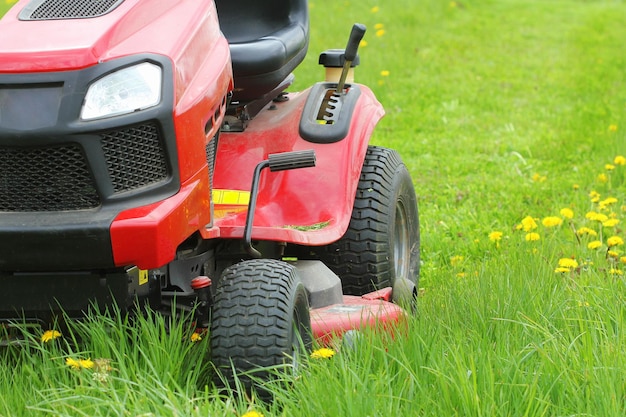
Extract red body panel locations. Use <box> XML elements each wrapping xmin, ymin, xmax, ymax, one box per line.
<box><xmin>210</xmin><ymin>86</ymin><xmax>384</xmax><ymax>245</ymax></box>
<box><xmin>0</xmin><ymin>0</ymin><xmax>225</xmax><ymax>74</ymax></box>
<box><xmin>109</xmin><ymin>172</ymin><xmax>210</xmax><ymax>270</ymax></box>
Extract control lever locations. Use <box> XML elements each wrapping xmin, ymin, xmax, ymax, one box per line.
<box><xmin>336</xmin><ymin>23</ymin><xmax>366</xmax><ymax>95</ymax></box>
<box><xmin>243</xmin><ymin>150</ymin><xmax>317</xmax><ymax>258</ymax></box>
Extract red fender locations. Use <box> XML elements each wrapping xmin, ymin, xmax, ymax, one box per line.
<box><xmin>208</xmin><ymin>84</ymin><xmax>384</xmax><ymax>245</ymax></box>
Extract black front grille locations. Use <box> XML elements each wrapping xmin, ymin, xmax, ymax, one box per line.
<box><xmin>22</xmin><ymin>0</ymin><xmax>124</xmax><ymax>20</ymax></box>
<box><xmin>0</xmin><ymin>145</ymin><xmax>100</xmax><ymax>212</ymax></box>
<box><xmin>100</xmin><ymin>123</ymin><xmax>169</xmax><ymax>194</ymax></box>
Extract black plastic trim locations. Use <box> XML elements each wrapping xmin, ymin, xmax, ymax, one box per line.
<box><xmin>299</xmin><ymin>82</ymin><xmax>361</xmax><ymax>144</ymax></box>
<box><xmin>0</xmin><ymin>270</ymin><xmax>130</xmax><ymax>321</ymax></box>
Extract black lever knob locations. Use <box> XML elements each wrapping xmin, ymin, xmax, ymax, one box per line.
<box><xmin>268</xmin><ymin>149</ymin><xmax>316</xmax><ymax>172</ymax></box>
<box><xmin>344</xmin><ymin>23</ymin><xmax>366</xmax><ymax>62</ymax></box>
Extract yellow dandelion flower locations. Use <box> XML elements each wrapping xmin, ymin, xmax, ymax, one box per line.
<box><xmin>577</xmin><ymin>227</ymin><xmax>598</xmax><ymax>237</ymax></box>
<box><xmin>599</xmin><ymin>197</ymin><xmax>618</xmax><ymax>209</ymax></box>
<box><xmin>542</xmin><ymin>216</ymin><xmax>563</xmax><ymax>227</ymax></box>
<box><xmin>603</xmin><ymin>218</ymin><xmax>620</xmax><ymax>228</ymax></box>
<box><xmin>555</xmin><ymin>267</ymin><xmax>571</xmax><ymax>273</ymax></box>
<box><xmin>573</xmin><ymin>184</ymin><xmax>580</xmax><ymax>190</ymax></box>
<box><xmin>66</xmin><ymin>357</ymin><xmax>94</xmax><ymax>370</ymax></box>
<box><xmin>374</xmin><ymin>23</ymin><xmax>384</xmax><ymax>30</ymax></box>
<box><xmin>370</xmin><ymin>6</ymin><xmax>380</xmax><ymax>13</ymax></box>
<box><xmin>456</xmin><ymin>272</ymin><xmax>467</xmax><ymax>278</ymax></box>
<box><xmin>587</xmin><ymin>240</ymin><xmax>603</xmax><ymax>250</ymax></box>
<box><xmin>586</xmin><ymin>211</ymin><xmax>608</xmax><ymax>222</ymax></box>
<box><xmin>376</xmin><ymin>29</ymin><xmax>385</xmax><ymax>37</ymax></box>
<box><xmin>614</xmin><ymin>155</ymin><xmax>626</xmax><ymax>166</ymax></box>
<box><xmin>191</xmin><ymin>332</ymin><xmax>202</xmax><ymax>343</ymax></box>
<box><xmin>620</xmin><ymin>256</ymin><xmax>626</xmax><ymax>264</ymax></box>
<box><xmin>41</xmin><ymin>330</ymin><xmax>61</xmax><ymax>343</ymax></box>
<box><xmin>359</xmin><ymin>40</ymin><xmax>368</xmax><ymax>48</ymax></box>
<box><xmin>488</xmin><ymin>231</ymin><xmax>503</xmax><ymax>242</ymax></box>
<box><xmin>609</xmin><ymin>124</ymin><xmax>618</xmax><ymax>132</ymax></box>
<box><xmin>609</xmin><ymin>269</ymin><xmax>623</xmax><ymax>276</ymax></box>
<box><xmin>607</xmin><ymin>236</ymin><xmax>624</xmax><ymax>247</ymax></box>
<box><xmin>608</xmin><ymin>250</ymin><xmax>620</xmax><ymax>259</ymax></box>
<box><xmin>525</xmin><ymin>232</ymin><xmax>540</xmax><ymax>241</ymax></box>
<box><xmin>79</xmin><ymin>358</ymin><xmax>94</xmax><ymax>369</ymax></box>
<box><xmin>66</xmin><ymin>358</ymin><xmax>81</xmax><ymax>370</ymax></box>
<box><xmin>450</xmin><ymin>255</ymin><xmax>464</xmax><ymax>266</ymax></box>
<box><xmin>589</xmin><ymin>190</ymin><xmax>601</xmax><ymax>203</ymax></box>
<box><xmin>242</xmin><ymin>411</ymin><xmax>264</xmax><ymax>417</ymax></box>
<box><xmin>605</xmin><ymin>164</ymin><xmax>616</xmax><ymax>171</ymax></box>
<box><xmin>560</xmin><ymin>208</ymin><xmax>574</xmax><ymax>219</ymax></box>
<box><xmin>598</xmin><ymin>173</ymin><xmax>608</xmax><ymax>183</ymax></box>
<box><xmin>597</xmin><ymin>213</ymin><xmax>610</xmax><ymax>223</ymax></box>
<box><xmin>531</xmin><ymin>173</ymin><xmax>547</xmax><ymax>182</ymax></box>
<box><xmin>521</xmin><ymin>216</ymin><xmax>538</xmax><ymax>232</ymax></box>
<box><xmin>311</xmin><ymin>347</ymin><xmax>336</xmax><ymax>359</ymax></box>
<box><xmin>380</xmin><ymin>70</ymin><xmax>390</xmax><ymax>77</ymax></box>
<box><xmin>558</xmin><ymin>258</ymin><xmax>578</xmax><ymax>269</ymax></box>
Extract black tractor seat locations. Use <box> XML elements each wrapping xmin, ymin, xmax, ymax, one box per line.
<box><xmin>215</xmin><ymin>0</ymin><xmax>309</xmax><ymax>103</ymax></box>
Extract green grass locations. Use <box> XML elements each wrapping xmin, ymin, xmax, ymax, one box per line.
<box><xmin>1</xmin><ymin>0</ymin><xmax>626</xmax><ymax>415</ymax></box>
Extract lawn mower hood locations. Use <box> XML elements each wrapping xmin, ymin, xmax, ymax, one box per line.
<box><xmin>0</xmin><ymin>0</ymin><xmax>232</xmax><ymax>271</ymax></box>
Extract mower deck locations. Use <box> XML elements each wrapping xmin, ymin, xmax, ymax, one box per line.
<box><xmin>310</xmin><ymin>289</ymin><xmax>405</xmax><ymax>345</ymax></box>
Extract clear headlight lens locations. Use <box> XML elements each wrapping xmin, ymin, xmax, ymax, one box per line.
<box><xmin>81</xmin><ymin>62</ymin><xmax>162</xmax><ymax>120</ymax></box>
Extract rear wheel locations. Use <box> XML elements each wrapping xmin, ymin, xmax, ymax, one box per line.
<box><xmin>210</xmin><ymin>259</ymin><xmax>311</xmax><ymax>395</ymax></box>
<box><xmin>320</xmin><ymin>146</ymin><xmax>420</xmax><ymax>304</ymax></box>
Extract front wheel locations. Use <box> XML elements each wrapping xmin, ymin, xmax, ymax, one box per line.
<box><xmin>320</xmin><ymin>146</ymin><xmax>420</xmax><ymax>304</ymax></box>
<box><xmin>210</xmin><ymin>259</ymin><xmax>312</xmax><ymax>395</ymax></box>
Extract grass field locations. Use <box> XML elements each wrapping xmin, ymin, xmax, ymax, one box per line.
<box><xmin>1</xmin><ymin>0</ymin><xmax>626</xmax><ymax>415</ymax></box>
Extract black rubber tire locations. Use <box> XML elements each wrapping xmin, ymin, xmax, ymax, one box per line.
<box><xmin>320</xmin><ymin>146</ymin><xmax>420</xmax><ymax>300</ymax></box>
<box><xmin>209</xmin><ymin>259</ymin><xmax>312</xmax><ymax>395</ymax></box>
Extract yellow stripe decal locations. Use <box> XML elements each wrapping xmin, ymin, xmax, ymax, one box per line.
<box><xmin>212</xmin><ymin>189</ymin><xmax>250</xmax><ymax>205</ymax></box>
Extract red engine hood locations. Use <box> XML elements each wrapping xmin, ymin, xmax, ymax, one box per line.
<box><xmin>0</xmin><ymin>0</ymin><xmax>180</xmax><ymax>72</ymax></box>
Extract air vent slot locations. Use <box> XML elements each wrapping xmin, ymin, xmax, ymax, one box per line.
<box><xmin>100</xmin><ymin>122</ymin><xmax>169</xmax><ymax>194</ymax></box>
<box><xmin>19</xmin><ymin>0</ymin><xmax>124</xmax><ymax>20</ymax></box>
<box><xmin>0</xmin><ymin>144</ymin><xmax>100</xmax><ymax>212</ymax></box>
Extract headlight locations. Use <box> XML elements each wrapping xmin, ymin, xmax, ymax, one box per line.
<box><xmin>81</xmin><ymin>62</ymin><xmax>162</xmax><ymax>120</ymax></box>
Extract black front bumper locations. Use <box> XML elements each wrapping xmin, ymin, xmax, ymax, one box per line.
<box><xmin>0</xmin><ymin>267</ymin><xmax>157</xmax><ymax>322</ymax></box>
<box><xmin>0</xmin><ymin>210</ymin><xmax>117</xmax><ymax>271</ymax></box>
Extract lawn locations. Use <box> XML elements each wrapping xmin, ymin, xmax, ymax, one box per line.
<box><xmin>1</xmin><ymin>0</ymin><xmax>625</xmax><ymax>415</ymax></box>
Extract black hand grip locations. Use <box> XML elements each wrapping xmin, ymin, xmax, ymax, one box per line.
<box><xmin>344</xmin><ymin>23</ymin><xmax>366</xmax><ymax>62</ymax></box>
<box><xmin>268</xmin><ymin>149</ymin><xmax>316</xmax><ymax>172</ymax></box>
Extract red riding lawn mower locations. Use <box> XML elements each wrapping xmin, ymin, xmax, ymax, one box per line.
<box><xmin>0</xmin><ymin>0</ymin><xmax>419</xmax><ymax>389</ymax></box>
